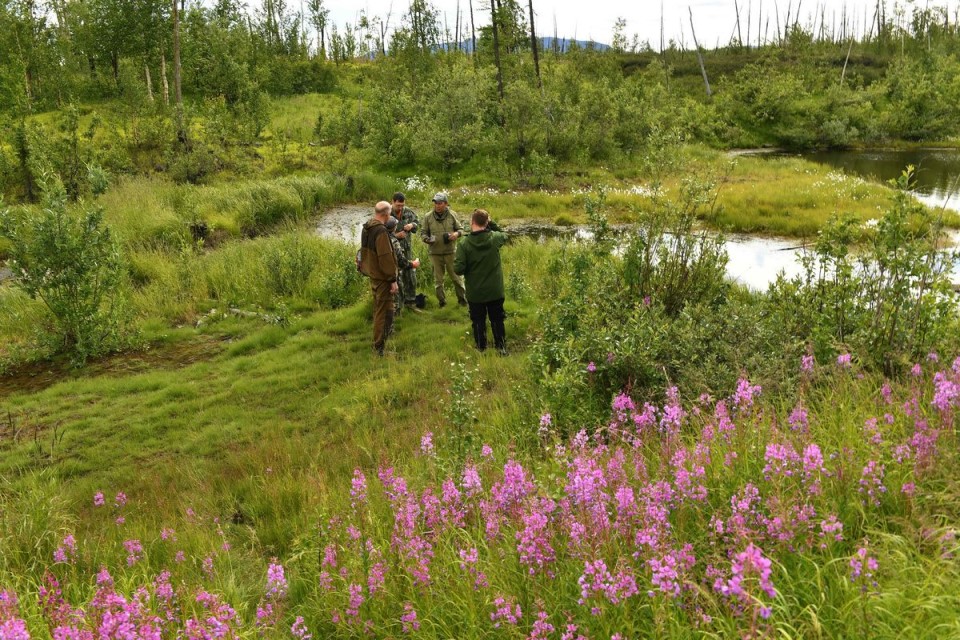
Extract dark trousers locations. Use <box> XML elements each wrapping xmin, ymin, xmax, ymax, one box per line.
<box><xmin>468</xmin><ymin>298</ymin><xmax>506</xmax><ymax>351</ymax></box>
<box><xmin>399</xmin><ymin>264</ymin><xmax>417</xmax><ymax>306</ymax></box>
<box><xmin>371</xmin><ymin>280</ymin><xmax>395</xmax><ymax>354</ymax></box>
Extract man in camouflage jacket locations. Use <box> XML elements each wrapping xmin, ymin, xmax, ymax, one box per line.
<box><xmin>390</xmin><ymin>192</ymin><xmax>420</xmax><ymax>310</ymax></box>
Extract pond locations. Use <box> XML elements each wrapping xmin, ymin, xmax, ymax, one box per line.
<box><xmin>778</xmin><ymin>148</ymin><xmax>960</xmax><ymax>213</ymax></box>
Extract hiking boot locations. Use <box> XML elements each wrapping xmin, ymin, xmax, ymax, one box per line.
<box><xmin>438</xmin><ymin>299</ymin><xmax>446</xmax><ymax>308</ymax></box>
<box><xmin>497</xmin><ymin>347</ymin><xmax>509</xmax><ymax>357</ymax></box>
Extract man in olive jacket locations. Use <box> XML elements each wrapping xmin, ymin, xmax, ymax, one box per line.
<box><xmin>454</xmin><ymin>208</ymin><xmax>509</xmax><ymax>354</ymax></box>
<box><xmin>360</xmin><ymin>201</ymin><xmax>399</xmax><ymax>356</ymax></box>
<box><xmin>420</xmin><ymin>192</ymin><xmax>467</xmax><ymax>307</ymax></box>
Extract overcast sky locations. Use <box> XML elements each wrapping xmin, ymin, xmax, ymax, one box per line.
<box><xmin>323</xmin><ymin>0</ymin><xmax>960</xmax><ymax>51</ymax></box>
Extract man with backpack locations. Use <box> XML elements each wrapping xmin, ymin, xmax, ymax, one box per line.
<box><xmin>359</xmin><ymin>201</ymin><xmax>399</xmax><ymax>356</ymax></box>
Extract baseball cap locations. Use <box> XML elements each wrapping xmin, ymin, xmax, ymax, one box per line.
<box><xmin>432</xmin><ymin>192</ymin><xmax>448</xmax><ymax>203</ymax></box>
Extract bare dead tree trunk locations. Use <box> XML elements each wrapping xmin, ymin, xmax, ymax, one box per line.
<box><xmin>734</xmin><ymin>0</ymin><xmax>743</xmax><ymax>47</ymax></box>
<box><xmin>469</xmin><ymin>0</ymin><xmax>476</xmax><ymax>53</ymax></box>
<box><xmin>145</xmin><ymin>63</ymin><xmax>154</xmax><ymax>101</ymax></box>
<box><xmin>774</xmin><ymin>0</ymin><xmax>781</xmax><ymax>45</ymax></box>
<box><xmin>689</xmin><ymin>7</ymin><xmax>712</xmax><ymax>96</ymax></box>
<box><xmin>160</xmin><ymin>56</ymin><xmax>170</xmax><ymax>104</ymax></box>
<box><xmin>491</xmin><ymin>0</ymin><xmax>505</xmax><ymax>103</ymax></box>
<box><xmin>758</xmin><ymin>0</ymin><xmax>763</xmax><ymax>46</ymax></box>
<box><xmin>172</xmin><ymin>0</ymin><xmax>186</xmax><ymax>144</ymax></box>
<box><xmin>660</xmin><ymin>0</ymin><xmax>665</xmax><ymax>52</ymax></box>
<box><xmin>839</xmin><ymin>37</ymin><xmax>854</xmax><ymax>84</ymax></box>
<box><xmin>528</xmin><ymin>0</ymin><xmax>542</xmax><ymax>90</ymax></box>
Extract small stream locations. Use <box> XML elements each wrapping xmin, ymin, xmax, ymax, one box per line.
<box><xmin>314</xmin><ymin>206</ymin><xmax>894</xmax><ymax>291</ymax></box>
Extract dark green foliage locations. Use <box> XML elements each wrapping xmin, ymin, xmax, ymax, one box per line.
<box><xmin>767</xmin><ymin>167</ymin><xmax>958</xmax><ymax>375</ymax></box>
<box><xmin>0</xmin><ymin>179</ymin><xmax>135</xmax><ymax>363</ymax></box>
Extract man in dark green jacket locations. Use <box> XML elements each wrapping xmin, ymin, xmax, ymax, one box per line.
<box><xmin>454</xmin><ymin>208</ymin><xmax>509</xmax><ymax>355</ymax></box>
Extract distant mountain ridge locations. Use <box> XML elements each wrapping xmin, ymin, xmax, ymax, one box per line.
<box><xmin>439</xmin><ymin>37</ymin><xmax>611</xmax><ymax>53</ymax></box>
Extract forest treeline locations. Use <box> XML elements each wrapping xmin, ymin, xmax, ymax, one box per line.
<box><xmin>3</xmin><ymin>0</ymin><xmax>960</xmax><ymax>200</ymax></box>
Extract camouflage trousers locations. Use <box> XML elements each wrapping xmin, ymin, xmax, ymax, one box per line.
<box><xmin>397</xmin><ymin>266</ymin><xmax>417</xmax><ymax>308</ymax></box>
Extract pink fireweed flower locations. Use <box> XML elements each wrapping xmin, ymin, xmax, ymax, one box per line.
<box><xmin>202</xmin><ymin>555</ymin><xmax>215</xmax><ymax>579</ymax></box>
<box><xmin>529</xmin><ymin>610</ymin><xmax>555</xmax><ymax>640</ymax></box>
<box><xmin>837</xmin><ymin>353</ymin><xmax>852</xmax><ymax>368</ymax></box>
<box><xmin>346</xmin><ymin>584</ymin><xmax>364</xmax><ymax>618</ymax></box>
<box><xmin>660</xmin><ymin>387</ymin><xmax>685</xmax><ymax>436</ymax></box>
<box><xmin>266</xmin><ymin>562</ymin><xmax>288</xmax><ymax>599</ymax></box>
<box><xmin>849</xmin><ymin>545</ymin><xmax>879</xmax><ymax>593</ymax></box>
<box><xmin>561</xmin><ymin>623</ymin><xmax>589</xmax><ymax>640</ymax></box>
<box><xmin>578</xmin><ymin>559</ymin><xmax>638</xmax><ymax>606</ymax></box>
<box><xmin>123</xmin><ymin>539</ymin><xmax>143</xmax><ymax>566</ymax></box>
<box><xmin>788</xmin><ymin>403</ymin><xmax>809</xmax><ymax>432</ymax></box>
<box><xmin>175</xmin><ymin>551</ymin><xmax>185</xmax><ymax>563</ymax></box>
<box><xmin>587</xmin><ymin>362</ymin><xmax>597</xmax><ymax>373</ymax></box>
<box><xmin>732</xmin><ymin>377</ymin><xmax>762</xmax><ymax>409</ymax></box>
<box><xmin>462</xmin><ymin>464</ymin><xmax>483</xmax><ymax>497</ymax></box>
<box><xmin>420</xmin><ymin>432</ymin><xmax>435</xmax><ymax>457</ymax></box>
<box><xmin>401</xmin><ymin>603</ymin><xmax>420</xmax><ymax>633</ymax></box>
<box><xmin>863</xmin><ymin>418</ymin><xmax>883</xmax><ymax>446</ymax></box>
<box><xmin>801</xmin><ymin>444</ymin><xmax>827</xmax><ymax>493</ymax></box>
<box><xmin>93</xmin><ymin>492</ymin><xmax>105</xmax><ymax>507</ymax></box>
<box><xmin>762</xmin><ymin>442</ymin><xmax>801</xmax><ymax>479</ymax></box>
<box><xmin>539</xmin><ymin>413</ymin><xmax>552</xmax><ymax>428</ymax></box>
<box><xmin>881</xmin><ymin>382</ymin><xmax>893</xmax><ymax>404</ymax></box>
<box><xmin>0</xmin><ymin>619</ymin><xmax>29</xmax><ymax>640</ymax></box>
<box><xmin>800</xmin><ymin>354</ymin><xmax>814</xmax><ymax>373</ymax></box>
<box><xmin>911</xmin><ymin>363</ymin><xmax>923</xmax><ymax>377</ymax></box>
<box><xmin>718</xmin><ymin>544</ymin><xmax>776</xmax><ymax>616</ymax></box>
<box><xmin>932</xmin><ymin>371</ymin><xmax>960</xmax><ymax>413</ymax></box>
<box><xmin>481</xmin><ymin>444</ymin><xmax>493</xmax><ymax>459</ymax></box>
<box><xmin>490</xmin><ymin>596</ymin><xmax>522</xmax><ymax>628</ymax></box>
<box><xmin>648</xmin><ymin>545</ymin><xmax>696</xmax><ymax>598</ymax></box>
<box><xmin>819</xmin><ymin>515</ymin><xmax>844</xmax><ymax>548</ymax></box>
<box><xmin>160</xmin><ymin>528</ymin><xmax>176</xmax><ymax>541</ymax></box>
<box><xmin>858</xmin><ymin>461</ymin><xmax>887</xmax><ymax>507</ymax></box>
<box><xmin>350</xmin><ymin>468</ymin><xmax>367</xmax><ymax>509</ymax></box>
<box><xmin>901</xmin><ymin>482</ymin><xmax>916</xmax><ymax>496</ymax></box>
<box><xmin>291</xmin><ymin>616</ymin><xmax>311</xmax><ymax>640</ymax></box>
<box><xmin>96</xmin><ymin>567</ymin><xmax>113</xmax><ymax>586</ymax></box>
<box><xmin>606</xmin><ymin>352</ymin><xmax>615</xmax><ymax>363</ymax></box>
<box><xmin>367</xmin><ymin>560</ymin><xmax>386</xmax><ymax>595</ymax></box>
<box><xmin>516</xmin><ymin>500</ymin><xmax>557</xmax><ymax>575</ymax></box>
<box><xmin>114</xmin><ymin>516</ymin><xmax>125</xmax><ymax>526</ymax></box>
<box><xmin>114</xmin><ymin>492</ymin><xmax>127</xmax><ymax>507</ymax></box>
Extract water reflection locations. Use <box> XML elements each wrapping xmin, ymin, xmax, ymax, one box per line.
<box><xmin>771</xmin><ymin>148</ymin><xmax>960</xmax><ymax>213</ymax></box>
